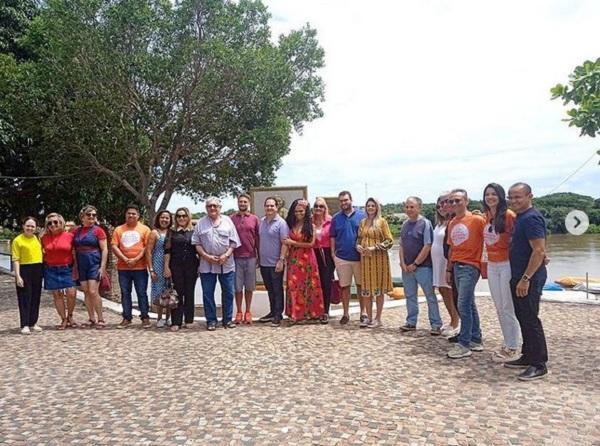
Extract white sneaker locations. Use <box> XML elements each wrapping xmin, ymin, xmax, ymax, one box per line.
<box><xmin>156</xmin><ymin>319</ymin><xmax>166</xmax><ymax>328</ymax></box>
<box><xmin>443</xmin><ymin>325</ymin><xmax>460</xmax><ymax>338</ymax></box>
<box><xmin>31</xmin><ymin>325</ymin><xmax>43</xmax><ymax>332</ymax></box>
<box><xmin>21</xmin><ymin>326</ymin><xmax>31</xmax><ymax>335</ymax></box>
<box><xmin>447</xmin><ymin>344</ymin><xmax>472</xmax><ymax>359</ymax></box>
<box><xmin>367</xmin><ymin>320</ymin><xmax>382</xmax><ymax>329</ymax></box>
<box><xmin>165</xmin><ymin>318</ymin><xmax>172</xmax><ymax>327</ymax></box>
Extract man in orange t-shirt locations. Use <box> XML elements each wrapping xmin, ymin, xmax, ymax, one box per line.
<box><xmin>445</xmin><ymin>189</ymin><xmax>486</xmax><ymax>359</ymax></box>
<box><xmin>111</xmin><ymin>205</ymin><xmax>152</xmax><ymax>329</ymax></box>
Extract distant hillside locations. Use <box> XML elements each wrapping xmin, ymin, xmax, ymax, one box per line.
<box><xmin>382</xmin><ymin>192</ymin><xmax>600</xmax><ymax>235</ymax></box>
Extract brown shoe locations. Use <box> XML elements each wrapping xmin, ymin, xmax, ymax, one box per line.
<box><xmin>116</xmin><ymin>319</ymin><xmax>131</xmax><ymax>329</ymax></box>
<box><xmin>142</xmin><ymin>318</ymin><xmax>152</xmax><ymax>329</ymax></box>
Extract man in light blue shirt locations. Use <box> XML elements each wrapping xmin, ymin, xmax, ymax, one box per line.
<box><xmin>192</xmin><ymin>197</ymin><xmax>240</xmax><ymax>331</ymax></box>
<box><xmin>258</xmin><ymin>196</ymin><xmax>289</xmax><ymax>326</ymax></box>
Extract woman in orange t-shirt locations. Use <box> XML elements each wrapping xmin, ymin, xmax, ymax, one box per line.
<box><xmin>483</xmin><ymin>183</ymin><xmax>521</xmax><ymax>362</ymax></box>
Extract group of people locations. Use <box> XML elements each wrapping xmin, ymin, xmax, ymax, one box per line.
<box><xmin>10</xmin><ymin>182</ymin><xmax>549</xmax><ymax>380</ymax></box>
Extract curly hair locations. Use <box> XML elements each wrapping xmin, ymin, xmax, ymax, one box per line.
<box><xmin>286</xmin><ymin>199</ymin><xmax>313</xmax><ymax>242</ymax></box>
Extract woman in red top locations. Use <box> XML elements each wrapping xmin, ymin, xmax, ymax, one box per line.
<box><xmin>41</xmin><ymin>213</ymin><xmax>77</xmax><ymax>330</ymax></box>
<box><xmin>312</xmin><ymin>197</ymin><xmax>334</xmax><ymax>324</ymax></box>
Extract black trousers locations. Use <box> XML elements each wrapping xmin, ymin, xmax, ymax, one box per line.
<box><xmin>16</xmin><ymin>263</ymin><xmax>43</xmax><ymax>328</ymax></box>
<box><xmin>170</xmin><ymin>260</ymin><xmax>198</xmax><ymax>326</ymax></box>
<box><xmin>315</xmin><ymin>247</ymin><xmax>334</xmax><ymax>314</ymax></box>
<box><xmin>510</xmin><ymin>278</ymin><xmax>548</xmax><ymax>367</ymax></box>
<box><xmin>260</xmin><ymin>266</ymin><xmax>284</xmax><ymax>320</ymax></box>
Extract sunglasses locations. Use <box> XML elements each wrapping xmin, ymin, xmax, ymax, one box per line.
<box><xmin>314</xmin><ymin>204</ymin><xmax>325</xmax><ymax>209</ymax></box>
<box><xmin>86</xmin><ymin>212</ymin><xmax>97</xmax><ymax>217</ymax></box>
<box><xmin>206</xmin><ymin>204</ymin><xmax>220</xmax><ymax>208</ymax></box>
<box><xmin>176</xmin><ymin>214</ymin><xmax>188</xmax><ymax>218</ymax></box>
<box><xmin>47</xmin><ymin>220</ymin><xmax>60</xmax><ymax>226</ymax></box>
<box><xmin>447</xmin><ymin>199</ymin><xmax>462</xmax><ymax>205</ymax></box>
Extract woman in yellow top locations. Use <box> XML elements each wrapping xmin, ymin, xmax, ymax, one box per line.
<box><xmin>356</xmin><ymin>198</ymin><xmax>393</xmax><ymax>328</ymax></box>
<box><xmin>11</xmin><ymin>217</ymin><xmax>44</xmax><ymax>335</ymax></box>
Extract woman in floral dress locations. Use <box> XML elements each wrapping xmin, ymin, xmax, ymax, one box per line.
<box><xmin>283</xmin><ymin>199</ymin><xmax>325</xmax><ymax>323</ymax></box>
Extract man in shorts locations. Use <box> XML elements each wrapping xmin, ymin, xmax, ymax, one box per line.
<box><xmin>330</xmin><ymin>190</ymin><xmax>366</xmax><ymax>325</ymax></box>
<box><xmin>231</xmin><ymin>193</ymin><xmax>260</xmax><ymax>324</ymax></box>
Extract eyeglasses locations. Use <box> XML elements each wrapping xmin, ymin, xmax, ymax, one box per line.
<box><xmin>447</xmin><ymin>199</ymin><xmax>462</xmax><ymax>205</ymax></box>
<box><xmin>47</xmin><ymin>220</ymin><xmax>60</xmax><ymax>226</ymax></box>
<box><xmin>86</xmin><ymin>212</ymin><xmax>97</xmax><ymax>217</ymax></box>
<box><xmin>206</xmin><ymin>204</ymin><xmax>219</xmax><ymax>208</ymax></box>
<box><xmin>176</xmin><ymin>214</ymin><xmax>187</xmax><ymax>218</ymax></box>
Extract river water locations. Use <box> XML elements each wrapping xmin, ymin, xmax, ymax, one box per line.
<box><xmin>388</xmin><ymin>234</ymin><xmax>600</xmax><ymax>290</ymax></box>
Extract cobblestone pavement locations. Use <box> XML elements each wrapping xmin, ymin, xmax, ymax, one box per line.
<box><xmin>0</xmin><ymin>275</ymin><xmax>599</xmax><ymax>446</ymax></box>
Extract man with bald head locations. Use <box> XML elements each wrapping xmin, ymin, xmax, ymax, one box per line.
<box><xmin>504</xmin><ymin>182</ymin><xmax>548</xmax><ymax>381</ymax></box>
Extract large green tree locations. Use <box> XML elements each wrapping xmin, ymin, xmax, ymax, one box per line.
<box><xmin>9</xmin><ymin>0</ymin><xmax>324</xmax><ymax>222</ymax></box>
<box><xmin>551</xmin><ymin>58</ymin><xmax>600</xmax><ymax>162</ymax></box>
<box><xmin>1</xmin><ymin>0</ymin><xmax>142</xmax><ymax>226</ymax></box>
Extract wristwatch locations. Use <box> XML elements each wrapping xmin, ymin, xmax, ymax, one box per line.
<box><xmin>521</xmin><ymin>274</ymin><xmax>531</xmax><ymax>282</ymax></box>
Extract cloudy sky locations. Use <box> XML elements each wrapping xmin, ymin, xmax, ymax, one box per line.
<box><xmin>172</xmin><ymin>0</ymin><xmax>600</xmax><ymax>212</ymax></box>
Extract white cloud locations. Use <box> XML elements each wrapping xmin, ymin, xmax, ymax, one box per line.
<box><xmin>171</xmin><ymin>0</ymin><xmax>600</xmax><ymax>212</ymax></box>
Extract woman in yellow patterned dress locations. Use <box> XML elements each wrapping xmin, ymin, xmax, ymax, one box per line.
<box><xmin>356</xmin><ymin>198</ymin><xmax>393</xmax><ymax>328</ymax></box>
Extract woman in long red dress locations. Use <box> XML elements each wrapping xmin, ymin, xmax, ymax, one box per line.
<box><xmin>283</xmin><ymin>199</ymin><xmax>325</xmax><ymax>323</ymax></box>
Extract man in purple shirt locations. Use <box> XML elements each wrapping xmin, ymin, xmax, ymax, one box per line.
<box><xmin>192</xmin><ymin>197</ymin><xmax>241</xmax><ymax>331</ymax></box>
<box><xmin>258</xmin><ymin>196</ymin><xmax>289</xmax><ymax>327</ymax></box>
<box><xmin>231</xmin><ymin>193</ymin><xmax>260</xmax><ymax>324</ymax></box>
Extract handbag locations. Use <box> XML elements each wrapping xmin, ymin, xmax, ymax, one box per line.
<box><xmin>158</xmin><ymin>280</ymin><xmax>179</xmax><ymax>309</ymax></box>
<box><xmin>330</xmin><ymin>279</ymin><xmax>342</xmax><ymax>305</ymax></box>
<box><xmin>98</xmin><ymin>273</ymin><xmax>111</xmax><ymax>295</ymax></box>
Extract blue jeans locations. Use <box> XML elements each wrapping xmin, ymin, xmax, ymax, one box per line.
<box><xmin>402</xmin><ymin>266</ymin><xmax>442</xmax><ymax>328</ymax></box>
<box><xmin>200</xmin><ymin>272</ymin><xmax>235</xmax><ymax>325</ymax></box>
<box><xmin>454</xmin><ymin>263</ymin><xmax>482</xmax><ymax>347</ymax></box>
<box><xmin>118</xmin><ymin>270</ymin><xmax>149</xmax><ymax>321</ymax></box>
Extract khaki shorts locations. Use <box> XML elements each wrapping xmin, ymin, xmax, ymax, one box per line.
<box><xmin>333</xmin><ymin>256</ymin><xmax>361</xmax><ymax>288</ymax></box>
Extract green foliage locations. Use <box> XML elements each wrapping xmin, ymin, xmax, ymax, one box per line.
<box><xmin>551</xmin><ymin>58</ymin><xmax>600</xmax><ymax>148</ymax></box>
<box><xmin>1</xmin><ymin>0</ymin><xmax>325</xmax><ymax>225</ymax></box>
<box><xmin>0</xmin><ymin>0</ymin><xmax>38</xmax><ymax>60</ymax></box>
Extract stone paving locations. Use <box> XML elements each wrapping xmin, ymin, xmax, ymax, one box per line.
<box><xmin>0</xmin><ymin>275</ymin><xmax>599</xmax><ymax>446</ymax></box>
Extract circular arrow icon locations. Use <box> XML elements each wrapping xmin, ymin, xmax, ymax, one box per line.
<box><xmin>565</xmin><ymin>210</ymin><xmax>589</xmax><ymax>236</ymax></box>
